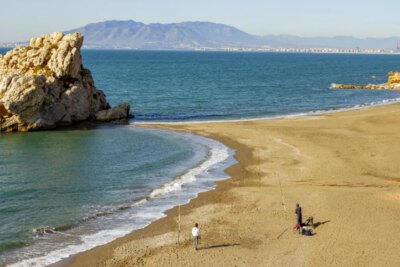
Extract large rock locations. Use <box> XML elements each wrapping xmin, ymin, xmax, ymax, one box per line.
<box><xmin>95</xmin><ymin>103</ymin><xmax>131</xmax><ymax>122</ymax></box>
<box><xmin>0</xmin><ymin>32</ymin><xmax>130</xmax><ymax>132</ymax></box>
<box><xmin>332</xmin><ymin>71</ymin><xmax>400</xmax><ymax>91</ymax></box>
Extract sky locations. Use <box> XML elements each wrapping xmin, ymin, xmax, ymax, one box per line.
<box><xmin>1</xmin><ymin>0</ymin><xmax>400</xmax><ymax>42</ymax></box>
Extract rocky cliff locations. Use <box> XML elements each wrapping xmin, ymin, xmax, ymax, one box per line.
<box><xmin>0</xmin><ymin>32</ymin><xmax>129</xmax><ymax>132</ymax></box>
<box><xmin>332</xmin><ymin>72</ymin><xmax>400</xmax><ymax>91</ymax></box>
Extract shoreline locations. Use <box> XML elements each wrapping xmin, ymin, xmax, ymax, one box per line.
<box><xmin>59</xmin><ymin>103</ymin><xmax>400</xmax><ymax>266</ymax></box>
<box><xmin>132</xmin><ymin>96</ymin><xmax>400</xmax><ymax>125</ymax></box>
<box><xmin>52</xmin><ymin>130</ymin><xmax>252</xmax><ymax>267</ymax></box>
<box><xmin>3</xmin><ymin>129</ymin><xmax>234</xmax><ymax>267</ymax></box>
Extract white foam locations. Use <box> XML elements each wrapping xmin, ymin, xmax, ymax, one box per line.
<box><xmin>150</xmin><ymin>139</ymin><xmax>229</xmax><ymax>198</ymax></box>
<box><xmin>329</xmin><ymin>83</ymin><xmax>338</xmax><ymax>89</ymax></box>
<box><xmin>9</xmin><ymin>229</ymin><xmax>133</xmax><ymax>267</ymax></box>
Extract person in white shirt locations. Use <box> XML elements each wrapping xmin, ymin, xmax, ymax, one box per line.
<box><xmin>192</xmin><ymin>223</ymin><xmax>200</xmax><ymax>250</ymax></box>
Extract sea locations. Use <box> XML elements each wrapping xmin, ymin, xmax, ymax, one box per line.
<box><xmin>1</xmin><ymin>49</ymin><xmax>400</xmax><ymax>266</ymax></box>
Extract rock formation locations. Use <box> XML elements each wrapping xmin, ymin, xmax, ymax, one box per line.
<box><xmin>332</xmin><ymin>72</ymin><xmax>400</xmax><ymax>90</ymax></box>
<box><xmin>95</xmin><ymin>103</ymin><xmax>132</xmax><ymax>122</ymax></box>
<box><xmin>387</xmin><ymin>72</ymin><xmax>400</xmax><ymax>88</ymax></box>
<box><xmin>0</xmin><ymin>32</ymin><xmax>131</xmax><ymax>132</ymax></box>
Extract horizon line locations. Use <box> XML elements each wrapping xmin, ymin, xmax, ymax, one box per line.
<box><xmin>1</xmin><ymin>19</ymin><xmax>400</xmax><ymax>43</ymax></box>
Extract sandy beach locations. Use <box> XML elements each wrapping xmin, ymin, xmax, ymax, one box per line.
<box><xmin>63</xmin><ymin>104</ymin><xmax>400</xmax><ymax>267</ymax></box>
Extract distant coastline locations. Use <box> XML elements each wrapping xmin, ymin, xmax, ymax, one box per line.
<box><xmin>2</xmin><ymin>20</ymin><xmax>400</xmax><ymax>53</ymax></box>
<box><xmin>2</xmin><ymin>46</ymin><xmax>400</xmax><ymax>55</ymax></box>
<box><xmin>2</xmin><ymin>45</ymin><xmax>399</xmax><ymax>55</ymax></box>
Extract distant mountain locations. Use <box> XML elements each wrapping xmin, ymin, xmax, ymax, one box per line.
<box><xmin>2</xmin><ymin>20</ymin><xmax>399</xmax><ymax>50</ymax></box>
<box><xmin>64</xmin><ymin>20</ymin><xmax>400</xmax><ymax>50</ymax></box>
<box><xmin>66</xmin><ymin>20</ymin><xmax>264</xmax><ymax>49</ymax></box>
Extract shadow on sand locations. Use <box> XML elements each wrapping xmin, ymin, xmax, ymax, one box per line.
<box><xmin>200</xmin><ymin>243</ymin><xmax>240</xmax><ymax>250</ymax></box>
<box><xmin>313</xmin><ymin>220</ymin><xmax>330</xmax><ymax>228</ymax></box>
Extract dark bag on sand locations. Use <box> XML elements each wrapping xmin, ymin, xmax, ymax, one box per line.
<box><xmin>301</xmin><ymin>227</ymin><xmax>312</xmax><ymax>236</ymax></box>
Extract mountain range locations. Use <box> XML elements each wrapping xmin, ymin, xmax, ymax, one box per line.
<box><xmin>65</xmin><ymin>20</ymin><xmax>400</xmax><ymax>50</ymax></box>
<box><xmin>3</xmin><ymin>20</ymin><xmax>400</xmax><ymax>50</ymax></box>
<box><xmin>65</xmin><ymin>20</ymin><xmax>263</xmax><ymax>49</ymax></box>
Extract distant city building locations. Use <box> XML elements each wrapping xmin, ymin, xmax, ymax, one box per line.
<box><xmin>1</xmin><ymin>41</ymin><xmax>399</xmax><ymax>55</ymax></box>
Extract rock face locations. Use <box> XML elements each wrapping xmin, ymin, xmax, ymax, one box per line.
<box><xmin>332</xmin><ymin>72</ymin><xmax>400</xmax><ymax>91</ymax></box>
<box><xmin>95</xmin><ymin>103</ymin><xmax>131</xmax><ymax>122</ymax></box>
<box><xmin>0</xmin><ymin>32</ymin><xmax>130</xmax><ymax>132</ymax></box>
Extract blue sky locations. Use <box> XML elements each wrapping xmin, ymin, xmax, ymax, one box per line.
<box><xmin>1</xmin><ymin>0</ymin><xmax>400</xmax><ymax>42</ymax></box>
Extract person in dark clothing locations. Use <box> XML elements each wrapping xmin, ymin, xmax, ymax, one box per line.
<box><xmin>295</xmin><ymin>203</ymin><xmax>302</xmax><ymax>226</ymax></box>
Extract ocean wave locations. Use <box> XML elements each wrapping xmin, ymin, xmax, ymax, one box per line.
<box><xmin>149</xmin><ymin>141</ymin><xmax>229</xmax><ymax>198</ymax></box>
<box><xmin>80</xmin><ymin>197</ymin><xmax>149</xmax><ymax>222</ymax></box>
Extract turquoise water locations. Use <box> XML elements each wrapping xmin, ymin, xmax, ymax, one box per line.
<box><xmin>0</xmin><ymin>125</ymin><xmax>233</xmax><ymax>266</ymax></box>
<box><xmin>2</xmin><ymin>49</ymin><xmax>400</xmax><ymax>121</ymax></box>
<box><xmin>0</xmin><ymin>127</ymin><xmax>193</xmax><ymax>248</ymax></box>
<box><xmin>82</xmin><ymin>50</ymin><xmax>400</xmax><ymax>121</ymax></box>
<box><xmin>1</xmin><ymin>49</ymin><xmax>400</xmax><ymax>265</ymax></box>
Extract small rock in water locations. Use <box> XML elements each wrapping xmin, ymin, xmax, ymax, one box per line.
<box><xmin>95</xmin><ymin>103</ymin><xmax>133</xmax><ymax>123</ymax></box>
<box><xmin>33</xmin><ymin>226</ymin><xmax>56</xmax><ymax>236</ymax></box>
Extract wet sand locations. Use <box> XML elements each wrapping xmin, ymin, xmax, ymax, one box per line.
<box><xmin>64</xmin><ymin>104</ymin><xmax>400</xmax><ymax>266</ymax></box>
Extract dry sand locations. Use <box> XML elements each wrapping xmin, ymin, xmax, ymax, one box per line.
<box><xmin>64</xmin><ymin>104</ymin><xmax>400</xmax><ymax>267</ymax></box>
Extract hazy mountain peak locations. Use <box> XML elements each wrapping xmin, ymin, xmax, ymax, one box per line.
<box><xmin>64</xmin><ymin>20</ymin><xmax>400</xmax><ymax>50</ymax></box>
